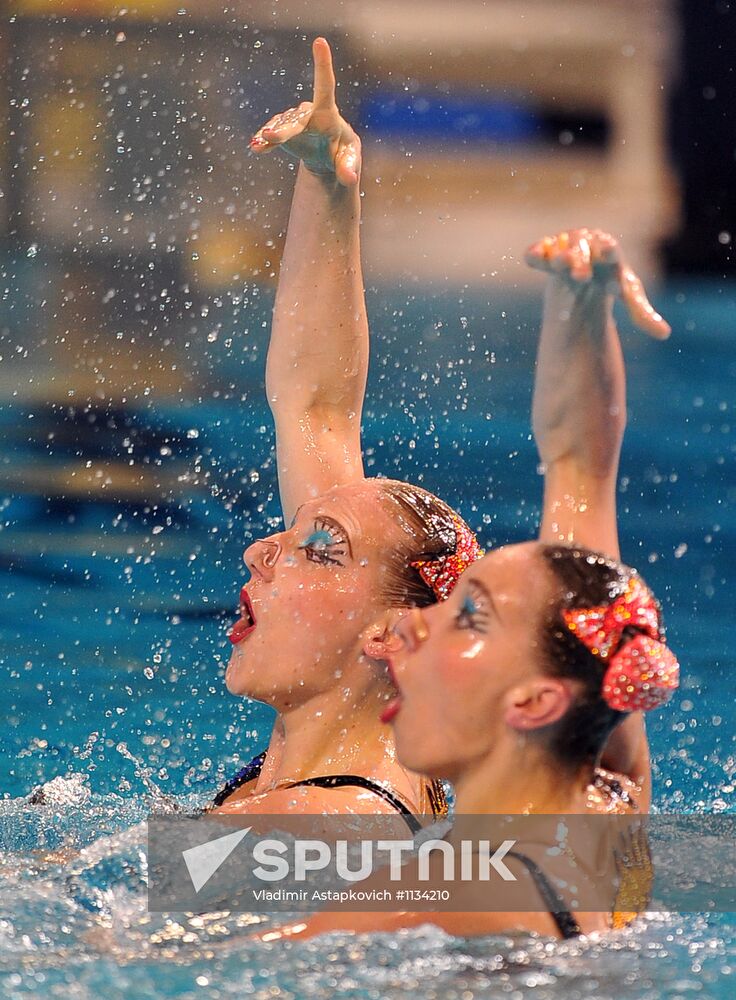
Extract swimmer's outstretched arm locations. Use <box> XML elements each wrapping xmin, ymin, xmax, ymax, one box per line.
<box><xmin>251</xmin><ymin>38</ymin><xmax>366</xmax><ymax>523</ymax></box>
<box><xmin>529</xmin><ymin>229</ymin><xmax>670</xmax><ymax>806</ymax></box>
<box><xmin>530</xmin><ymin>228</ymin><xmax>670</xmax><ymax>558</ymax></box>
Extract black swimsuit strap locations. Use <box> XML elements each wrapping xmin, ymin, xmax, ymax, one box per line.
<box><xmin>506</xmin><ymin>849</ymin><xmax>582</xmax><ymax>940</ymax></box>
<box><xmin>212</xmin><ymin>753</ymin><xmax>422</xmax><ymax>834</ymax></box>
<box><xmin>210</xmin><ymin>750</ymin><xmax>267</xmax><ymax>808</ymax></box>
<box><xmin>289</xmin><ymin>774</ymin><xmax>422</xmax><ymax>835</ymax></box>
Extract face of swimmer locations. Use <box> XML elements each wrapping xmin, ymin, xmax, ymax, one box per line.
<box><xmin>385</xmin><ymin>542</ymin><xmax>577</xmax><ymax>781</ymax></box>
<box><xmin>225</xmin><ymin>481</ymin><xmax>407</xmax><ymax>711</ymax></box>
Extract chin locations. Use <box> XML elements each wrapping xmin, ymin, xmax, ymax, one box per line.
<box><xmin>225</xmin><ymin>647</ymin><xmax>259</xmax><ymax>696</ymax></box>
<box><xmin>224</xmin><ymin>648</ymin><xmax>284</xmax><ymax>706</ymax></box>
<box><xmin>393</xmin><ymin>728</ymin><xmax>426</xmax><ymax>776</ymax></box>
<box><xmin>394</xmin><ymin>726</ymin><xmax>448</xmax><ymax>781</ymax></box>
<box><xmin>224</xmin><ymin>657</ymin><xmax>244</xmax><ymax>695</ymax></box>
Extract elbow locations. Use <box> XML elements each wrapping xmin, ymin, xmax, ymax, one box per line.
<box><xmin>266</xmin><ymin>377</ymin><xmax>316</xmax><ymax>421</ymax></box>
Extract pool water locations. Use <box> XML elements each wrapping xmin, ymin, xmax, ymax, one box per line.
<box><xmin>1</xmin><ymin>280</ymin><xmax>734</xmax><ymax>998</ymax></box>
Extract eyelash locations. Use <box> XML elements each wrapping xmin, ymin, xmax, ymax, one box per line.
<box><xmin>456</xmin><ymin>592</ymin><xmax>489</xmax><ymax>631</ymax></box>
<box><xmin>299</xmin><ymin>520</ymin><xmax>347</xmax><ymax>567</ymax></box>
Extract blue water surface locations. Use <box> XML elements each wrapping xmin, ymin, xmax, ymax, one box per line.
<box><xmin>1</xmin><ymin>279</ymin><xmax>734</xmax><ymax>998</ymax></box>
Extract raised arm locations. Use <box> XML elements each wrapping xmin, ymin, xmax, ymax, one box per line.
<box><xmin>529</xmin><ymin>228</ymin><xmax>671</xmax><ymax>805</ymax></box>
<box><xmin>250</xmin><ymin>38</ymin><xmax>367</xmax><ymax>524</ymax></box>
<box><xmin>530</xmin><ymin>228</ymin><xmax>670</xmax><ymax>556</ymax></box>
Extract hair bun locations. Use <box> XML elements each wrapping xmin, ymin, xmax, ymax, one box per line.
<box><xmin>411</xmin><ymin>513</ymin><xmax>483</xmax><ymax>602</ymax></box>
<box><xmin>602</xmin><ymin>634</ymin><xmax>680</xmax><ymax>712</ymax></box>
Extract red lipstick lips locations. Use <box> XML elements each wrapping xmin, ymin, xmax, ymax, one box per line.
<box><xmin>380</xmin><ymin>697</ymin><xmax>402</xmax><ymax>724</ymax></box>
<box><xmin>228</xmin><ymin>586</ymin><xmax>257</xmax><ymax>645</ymax></box>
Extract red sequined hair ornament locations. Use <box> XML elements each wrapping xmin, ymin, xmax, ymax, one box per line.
<box><xmin>561</xmin><ymin>576</ymin><xmax>679</xmax><ymax>712</ymax></box>
<box><xmin>410</xmin><ymin>514</ymin><xmax>483</xmax><ymax>602</ymax></box>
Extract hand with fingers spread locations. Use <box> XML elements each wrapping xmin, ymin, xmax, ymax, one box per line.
<box><xmin>525</xmin><ymin>228</ymin><xmax>671</xmax><ymax>340</ymax></box>
<box><xmin>250</xmin><ymin>37</ymin><xmax>361</xmax><ymax>187</ymax></box>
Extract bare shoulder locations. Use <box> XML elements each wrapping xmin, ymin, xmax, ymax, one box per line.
<box><xmin>218</xmin><ymin>782</ymin><xmax>406</xmax><ymax>816</ymax></box>
<box><xmin>211</xmin><ymin>783</ymin><xmax>410</xmax><ymax>843</ymax></box>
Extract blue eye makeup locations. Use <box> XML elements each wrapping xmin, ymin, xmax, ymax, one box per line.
<box><xmin>298</xmin><ymin>517</ymin><xmax>349</xmax><ymax>567</ymax></box>
<box><xmin>460</xmin><ymin>594</ymin><xmax>478</xmax><ymax>617</ymax></box>
<box><xmin>302</xmin><ymin>529</ymin><xmax>334</xmax><ymax>550</ymax></box>
<box><xmin>456</xmin><ymin>585</ymin><xmax>490</xmax><ymax>631</ymax></box>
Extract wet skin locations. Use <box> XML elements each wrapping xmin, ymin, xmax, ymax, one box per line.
<box><xmin>387</xmin><ymin>542</ymin><xmax>563</xmax><ymax>783</ymax></box>
<box><xmin>226</xmin><ymin>479</ymin><xmax>408</xmax><ymax>715</ymax></box>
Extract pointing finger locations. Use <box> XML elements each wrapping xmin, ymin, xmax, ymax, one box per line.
<box><xmin>312</xmin><ymin>37</ymin><xmax>337</xmax><ymax>109</ymax></box>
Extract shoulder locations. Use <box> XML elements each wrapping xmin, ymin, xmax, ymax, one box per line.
<box><xmin>213</xmin><ymin>782</ymin><xmax>402</xmax><ymax>818</ymax></box>
<box><xmin>213</xmin><ymin>783</ymin><xmax>334</xmax><ymax>816</ymax></box>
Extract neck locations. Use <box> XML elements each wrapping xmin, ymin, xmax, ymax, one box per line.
<box><xmin>452</xmin><ymin>733</ymin><xmax>592</xmax><ymax>815</ymax></box>
<box><xmin>254</xmin><ymin>676</ymin><xmax>403</xmax><ymax>793</ymax></box>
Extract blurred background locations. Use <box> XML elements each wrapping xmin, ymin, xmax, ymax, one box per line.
<box><xmin>2</xmin><ymin>1</ymin><xmax>734</xmax><ymax>407</ymax></box>
<box><xmin>1</xmin><ymin>2</ymin><xmax>734</xmax><ymax>807</ymax></box>
<box><xmin>1</xmin><ymin>6</ymin><xmax>736</xmax><ymax>995</ymax></box>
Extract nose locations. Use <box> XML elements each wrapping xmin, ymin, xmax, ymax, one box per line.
<box><xmin>395</xmin><ymin>607</ymin><xmax>430</xmax><ymax>652</ymax></box>
<box><xmin>243</xmin><ymin>536</ymin><xmax>282</xmax><ymax>581</ymax></box>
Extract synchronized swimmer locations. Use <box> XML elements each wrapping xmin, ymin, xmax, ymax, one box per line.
<box><xmin>223</xmin><ymin>38</ymin><xmax>678</xmax><ymax>939</ymax></box>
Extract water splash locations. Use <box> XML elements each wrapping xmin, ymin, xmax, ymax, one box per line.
<box><xmin>114</xmin><ymin>742</ymin><xmax>181</xmax><ymax>814</ymax></box>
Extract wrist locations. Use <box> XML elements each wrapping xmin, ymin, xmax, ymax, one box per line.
<box><xmin>300</xmin><ymin>159</ymin><xmax>337</xmax><ymax>179</ymax></box>
<box><xmin>544</xmin><ymin>276</ymin><xmax>615</xmax><ymax>320</ymax></box>
<box><xmin>280</xmin><ymin>139</ymin><xmax>336</xmax><ymax>180</ymax></box>
<box><xmin>296</xmin><ymin>161</ymin><xmax>359</xmax><ymax>212</ymax></box>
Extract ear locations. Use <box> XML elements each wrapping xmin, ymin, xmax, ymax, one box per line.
<box><xmin>503</xmin><ymin>678</ymin><xmax>575</xmax><ymax>732</ymax></box>
<box><xmin>362</xmin><ymin>608</ymin><xmax>408</xmax><ymax>661</ymax></box>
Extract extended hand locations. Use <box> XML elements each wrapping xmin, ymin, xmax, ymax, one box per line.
<box><xmin>525</xmin><ymin>228</ymin><xmax>671</xmax><ymax>339</ymax></box>
<box><xmin>249</xmin><ymin>37</ymin><xmax>361</xmax><ymax>187</ymax></box>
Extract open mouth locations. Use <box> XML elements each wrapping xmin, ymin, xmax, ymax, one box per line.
<box><xmin>228</xmin><ymin>586</ymin><xmax>257</xmax><ymax>645</ymax></box>
<box><xmin>379</xmin><ymin>695</ymin><xmax>403</xmax><ymax>725</ymax></box>
<box><xmin>385</xmin><ymin>656</ymin><xmax>399</xmax><ymax>691</ymax></box>
<box><xmin>380</xmin><ymin>657</ymin><xmax>403</xmax><ymax>724</ymax></box>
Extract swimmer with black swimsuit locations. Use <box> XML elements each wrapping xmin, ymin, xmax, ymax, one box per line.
<box><xmin>217</xmin><ymin>41</ymin><xmax>670</xmax><ymax>828</ymax></box>
<box><xmin>253</xmin><ymin>197</ymin><xmax>676</xmax><ymax>937</ymax></box>
<box><xmin>262</xmin><ymin>544</ymin><xmax>677</xmax><ymax>941</ymax></box>
<box><xmin>214</xmin><ymin>39</ymin><xmax>479</xmax><ymax>824</ymax></box>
